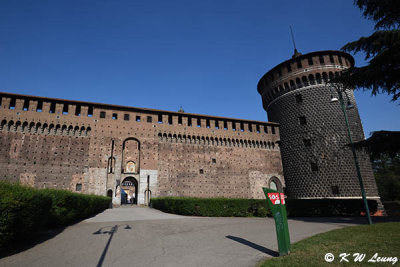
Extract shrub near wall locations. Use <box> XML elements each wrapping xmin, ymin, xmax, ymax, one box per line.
<box><xmin>0</xmin><ymin>182</ymin><xmax>52</xmax><ymax>249</ymax></box>
<box><xmin>151</xmin><ymin>197</ymin><xmax>270</xmax><ymax>217</ymax></box>
<box><xmin>0</xmin><ymin>182</ymin><xmax>111</xmax><ymax>249</ymax></box>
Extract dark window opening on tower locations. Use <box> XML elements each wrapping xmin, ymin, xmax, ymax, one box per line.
<box><xmin>302</xmin><ymin>76</ymin><xmax>309</xmax><ymax>86</ymax></box>
<box><xmin>206</xmin><ymin>119</ymin><xmax>210</xmax><ymax>128</ymax></box>
<box><xmin>49</xmin><ymin>102</ymin><xmax>56</xmax><ymax>113</ymax></box>
<box><xmin>168</xmin><ymin>115</ymin><xmax>172</xmax><ymax>125</ymax></box>
<box><xmin>178</xmin><ymin>115</ymin><xmax>182</xmax><ymax>125</ymax></box>
<box><xmin>240</xmin><ymin>122</ymin><xmax>244</xmax><ymax>132</ymax></box>
<box><xmin>287</xmin><ymin>63</ymin><xmax>292</xmax><ymax>72</ymax></box>
<box><xmin>147</xmin><ymin>116</ymin><xmax>152</xmax><ymax>123</ymax></box>
<box><xmin>329</xmin><ymin>54</ymin><xmax>334</xmax><ymax>63</ymax></box>
<box><xmin>197</xmin><ymin>118</ymin><xmax>201</xmax><ymax>127</ymax></box>
<box><xmin>224</xmin><ymin>121</ymin><xmax>228</xmax><ymax>130</ymax></box>
<box><xmin>256</xmin><ymin>124</ymin><xmax>260</xmax><ymax>133</ymax></box>
<box><xmin>112</xmin><ymin>113</ymin><xmax>118</xmax><ymax>120</ymax></box>
<box><xmin>100</xmin><ymin>111</ymin><xmax>106</xmax><ymax>118</ymax></box>
<box><xmin>136</xmin><ymin>116</ymin><xmax>141</xmax><ymax>122</ymax></box>
<box><xmin>23</xmin><ymin>99</ymin><xmax>30</xmax><ymax>111</ymax></box>
<box><xmin>75</xmin><ymin>105</ymin><xmax>81</xmax><ymax>116</ymax></box>
<box><xmin>277</xmin><ymin>68</ymin><xmax>282</xmax><ymax>77</ymax></box>
<box><xmin>199</xmin><ymin>169</ymin><xmax>204</xmax><ymax>174</ymax></box>
<box><xmin>303</xmin><ymin>139</ymin><xmax>311</xmax><ymax>147</ymax></box>
<box><xmin>9</xmin><ymin>98</ymin><xmax>16</xmax><ymax>110</ymax></box>
<box><xmin>331</xmin><ymin>186</ymin><xmax>340</xmax><ymax>195</ymax></box>
<box><xmin>290</xmin><ymin>80</ymin><xmax>295</xmax><ymax>90</ymax></box>
<box><xmin>188</xmin><ymin>116</ymin><xmax>192</xmax><ymax>126</ymax></box>
<box><xmin>296</xmin><ymin>78</ymin><xmax>302</xmax><ymax>88</ymax></box>
<box><xmin>88</xmin><ymin>106</ymin><xmax>93</xmax><ymax>117</ymax></box>
<box><xmin>158</xmin><ymin>114</ymin><xmax>163</xmax><ymax>124</ymax></box>
<box><xmin>316</xmin><ymin>73</ymin><xmax>322</xmax><ymax>84</ymax></box>
<box><xmin>248</xmin><ymin>124</ymin><xmax>252</xmax><ymax>132</ymax></box>
<box><xmin>319</xmin><ymin>55</ymin><xmax>325</xmax><ymax>64</ymax></box>
<box><xmin>271</xmin><ymin>126</ymin><xmax>275</xmax><ymax>134</ymax></box>
<box><xmin>212</xmin><ymin>158</ymin><xmax>216</xmax><ymax>164</ymax></box>
<box><xmin>299</xmin><ymin>116</ymin><xmax>307</xmax><ymax>125</ymax></box>
<box><xmin>338</xmin><ymin>56</ymin><xmax>343</xmax><ymax>65</ymax></box>
<box><xmin>309</xmin><ymin>74</ymin><xmax>315</xmax><ymax>85</ymax></box>
<box><xmin>215</xmin><ymin>120</ymin><xmax>219</xmax><ymax>129</ymax></box>
<box><xmin>295</xmin><ymin>94</ymin><xmax>303</xmax><ymax>103</ymax></box>
<box><xmin>124</xmin><ymin>114</ymin><xmax>130</xmax><ymax>121</ymax></box>
<box><xmin>308</xmin><ymin>58</ymin><xmax>313</xmax><ymax>66</ymax></box>
<box><xmin>264</xmin><ymin>125</ymin><xmax>268</xmax><ymax>133</ymax></box>
<box><xmin>310</xmin><ymin>162</ymin><xmax>319</xmax><ymax>172</ymax></box>
<box><xmin>62</xmin><ymin>104</ymin><xmax>68</xmax><ymax>115</ymax></box>
<box><xmin>232</xmin><ymin>122</ymin><xmax>236</xmax><ymax>131</ymax></box>
<box><xmin>297</xmin><ymin>60</ymin><xmax>302</xmax><ymax>69</ymax></box>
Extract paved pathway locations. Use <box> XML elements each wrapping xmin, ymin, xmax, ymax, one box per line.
<box><xmin>0</xmin><ymin>206</ymin><xmax>365</xmax><ymax>267</ymax></box>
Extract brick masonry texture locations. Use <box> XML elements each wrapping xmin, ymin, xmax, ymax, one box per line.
<box><xmin>0</xmin><ymin>92</ymin><xmax>283</xmax><ymax>205</ymax></box>
<box><xmin>257</xmin><ymin>50</ymin><xmax>380</xmax><ymax>199</ymax></box>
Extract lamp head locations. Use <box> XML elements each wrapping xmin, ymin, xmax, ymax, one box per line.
<box><xmin>330</xmin><ymin>96</ymin><xmax>339</xmax><ymax>102</ymax></box>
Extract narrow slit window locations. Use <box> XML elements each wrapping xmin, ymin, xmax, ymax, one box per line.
<box><xmin>188</xmin><ymin>116</ymin><xmax>192</xmax><ymax>126</ymax></box>
<box><xmin>232</xmin><ymin>122</ymin><xmax>236</xmax><ymax>131</ymax></box>
<box><xmin>49</xmin><ymin>102</ymin><xmax>56</xmax><ymax>113</ymax></box>
<box><xmin>37</xmin><ymin>101</ymin><xmax>43</xmax><ymax>112</ymax></box>
<box><xmin>168</xmin><ymin>114</ymin><xmax>172</xmax><ymax>125</ymax></box>
<box><xmin>299</xmin><ymin>116</ymin><xmax>307</xmax><ymax>125</ymax></box>
<box><xmin>329</xmin><ymin>54</ymin><xmax>334</xmax><ymax>63</ymax></box>
<box><xmin>256</xmin><ymin>124</ymin><xmax>260</xmax><ymax>133</ymax></box>
<box><xmin>112</xmin><ymin>113</ymin><xmax>118</xmax><ymax>120</ymax></box>
<box><xmin>178</xmin><ymin>115</ymin><xmax>182</xmax><ymax>125</ymax></box>
<box><xmin>147</xmin><ymin>116</ymin><xmax>152</xmax><ymax>123</ymax></box>
<box><xmin>124</xmin><ymin>114</ymin><xmax>130</xmax><ymax>121</ymax></box>
<box><xmin>319</xmin><ymin>55</ymin><xmax>325</xmax><ymax>64</ymax></box>
<box><xmin>197</xmin><ymin>118</ymin><xmax>201</xmax><ymax>127</ymax></box>
<box><xmin>297</xmin><ymin>60</ymin><xmax>302</xmax><ymax>69</ymax></box>
<box><xmin>62</xmin><ymin>104</ymin><xmax>68</xmax><ymax>115</ymax></box>
<box><xmin>158</xmin><ymin>114</ymin><xmax>163</xmax><ymax>124</ymax></box>
<box><xmin>23</xmin><ymin>99</ymin><xmax>30</xmax><ymax>111</ymax></box>
<box><xmin>240</xmin><ymin>122</ymin><xmax>244</xmax><ymax>132</ymax></box>
<box><xmin>271</xmin><ymin>126</ymin><xmax>275</xmax><ymax>134</ymax></box>
<box><xmin>100</xmin><ymin>111</ymin><xmax>106</xmax><ymax>118</ymax></box>
<box><xmin>264</xmin><ymin>125</ymin><xmax>268</xmax><ymax>133</ymax></box>
<box><xmin>215</xmin><ymin>120</ymin><xmax>219</xmax><ymax>129</ymax></box>
<box><xmin>308</xmin><ymin>57</ymin><xmax>313</xmax><ymax>66</ymax></box>
<box><xmin>206</xmin><ymin>119</ymin><xmax>210</xmax><ymax>128</ymax></box>
<box><xmin>224</xmin><ymin>121</ymin><xmax>228</xmax><ymax>130</ymax></box>
<box><xmin>136</xmin><ymin>116</ymin><xmax>141</xmax><ymax>122</ymax></box>
<box><xmin>9</xmin><ymin>98</ymin><xmax>16</xmax><ymax>110</ymax></box>
<box><xmin>75</xmin><ymin>105</ymin><xmax>81</xmax><ymax>116</ymax></box>
<box><xmin>287</xmin><ymin>63</ymin><xmax>292</xmax><ymax>72</ymax></box>
<box><xmin>88</xmin><ymin>106</ymin><xmax>93</xmax><ymax>117</ymax></box>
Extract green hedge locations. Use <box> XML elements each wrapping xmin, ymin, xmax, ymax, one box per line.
<box><xmin>151</xmin><ymin>197</ymin><xmax>378</xmax><ymax>217</ymax></box>
<box><xmin>151</xmin><ymin>197</ymin><xmax>270</xmax><ymax>217</ymax></box>
<box><xmin>0</xmin><ymin>182</ymin><xmax>111</xmax><ymax>249</ymax></box>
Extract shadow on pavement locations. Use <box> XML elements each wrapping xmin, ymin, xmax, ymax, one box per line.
<box><xmin>93</xmin><ymin>224</ymin><xmax>132</xmax><ymax>267</ymax></box>
<box><xmin>226</xmin><ymin>235</ymin><xmax>278</xmax><ymax>257</ymax></box>
<box><xmin>0</xmin><ymin>227</ymin><xmax>65</xmax><ymax>259</ymax></box>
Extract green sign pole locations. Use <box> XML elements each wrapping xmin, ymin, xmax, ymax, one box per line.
<box><xmin>262</xmin><ymin>187</ymin><xmax>291</xmax><ymax>256</ymax></box>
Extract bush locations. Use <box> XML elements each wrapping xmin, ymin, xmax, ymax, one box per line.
<box><xmin>285</xmin><ymin>199</ymin><xmax>378</xmax><ymax>217</ymax></box>
<box><xmin>151</xmin><ymin>197</ymin><xmax>378</xmax><ymax>217</ymax></box>
<box><xmin>0</xmin><ymin>182</ymin><xmax>52</xmax><ymax>249</ymax></box>
<box><xmin>0</xmin><ymin>182</ymin><xmax>111</xmax><ymax>249</ymax></box>
<box><xmin>151</xmin><ymin>197</ymin><xmax>271</xmax><ymax>217</ymax></box>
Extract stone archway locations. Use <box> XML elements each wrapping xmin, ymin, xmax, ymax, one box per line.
<box><xmin>269</xmin><ymin>176</ymin><xmax>283</xmax><ymax>192</ymax></box>
<box><xmin>121</xmin><ymin>177</ymin><xmax>138</xmax><ymax>205</ymax></box>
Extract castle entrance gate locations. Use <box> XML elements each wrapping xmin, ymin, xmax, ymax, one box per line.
<box><xmin>121</xmin><ymin>177</ymin><xmax>138</xmax><ymax>205</ymax></box>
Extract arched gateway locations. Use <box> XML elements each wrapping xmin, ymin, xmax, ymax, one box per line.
<box><xmin>121</xmin><ymin>177</ymin><xmax>138</xmax><ymax>205</ymax></box>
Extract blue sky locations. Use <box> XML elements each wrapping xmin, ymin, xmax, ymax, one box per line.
<box><xmin>1</xmin><ymin>0</ymin><xmax>398</xmax><ymax>136</ymax></box>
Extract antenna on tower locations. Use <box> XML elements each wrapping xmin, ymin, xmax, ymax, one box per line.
<box><xmin>290</xmin><ymin>25</ymin><xmax>301</xmax><ymax>58</ymax></box>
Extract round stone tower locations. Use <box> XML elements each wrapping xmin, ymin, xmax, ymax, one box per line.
<box><xmin>257</xmin><ymin>50</ymin><xmax>380</xmax><ymax>201</ymax></box>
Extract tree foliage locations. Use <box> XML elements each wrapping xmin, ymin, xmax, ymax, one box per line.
<box><xmin>339</xmin><ymin>0</ymin><xmax>400</xmax><ymax>101</ymax></box>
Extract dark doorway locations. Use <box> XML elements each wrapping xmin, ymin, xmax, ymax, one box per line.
<box><xmin>121</xmin><ymin>177</ymin><xmax>138</xmax><ymax>205</ymax></box>
<box><xmin>107</xmin><ymin>189</ymin><xmax>113</xmax><ymax>198</ymax></box>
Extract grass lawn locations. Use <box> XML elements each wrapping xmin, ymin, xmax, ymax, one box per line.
<box><xmin>260</xmin><ymin>222</ymin><xmax>399</xmax><ymax>267</ymax></box>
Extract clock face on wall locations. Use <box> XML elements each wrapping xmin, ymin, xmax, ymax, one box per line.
<box><xmin>126</xmin><ymin>161</ymin><xmax>136</xmax><ymax>173</ymax></box>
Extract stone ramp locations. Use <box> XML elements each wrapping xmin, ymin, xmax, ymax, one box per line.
<box><xmin>85</xmin><ymin>206</ymin><xmax>187</xmax><ymax>223</ymax></box>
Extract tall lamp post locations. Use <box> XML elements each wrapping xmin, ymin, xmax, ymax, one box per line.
<box><xmin>329</xmin><ymin>83</ymin><xmax>373</xmax><ymax>225</ymax></box>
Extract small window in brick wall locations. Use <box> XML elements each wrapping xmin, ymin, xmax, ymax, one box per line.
<box><xmin>310</xmin><ymin>162</ymin><xmax>319</xmax><ymax>172</ymax></box>
<box><xmin>212</xmin><ymin>158</ymin><xmax>216</xmax><ymax>164</ymax></box>
<box><xmin>295</xmin><ymin>94</ymin><xmax>303</xmax><ymax>103</ymax></box>
<box><xmin>199</xmin><ymin>169</ymin><xmax>204</xmax><ymax>174</ymax></box>
<box><xmin>271</xmin><ymin>126</ymin><xmax>275</xmax><ymax>134</ymax></box>
<box><xmin>303</xmin><ymin>139</ymin><xmax>311</xmax><ymax>147</ymax></box>
<box><xmin>299</xmin><ymin>116</ymin><xmax>307</xmax><ymax>125</ymax></box>
<box><xmin>331</xmin><ymin>185</ymin><xmax>340</xmax><ymax>195</ymax></box>
<box><xmin>112</xmin><ymin>113</ymin><xmax>118</xmax><ymax>120</ymax></box>
<box><xmin>100</xmin><ymin>111</ymin><xmax>106</xmax><ymax>118</ymax></box>
<box><xmin>76</xmin><ymin>183</ymin><xmax>82</xmax><ymax>191</ymax></box>
<box><xmin>136</xmin><ymin>116</ymin><xmax>141</xmax><ymax>122</ymax></box>
<box><xmin>124</xmin><ymin>114</ymin><xmax>130</xmax><ymax>121</ymax></box>
<box><xmin>147</xmin><ymin>116</ymin><xmax>152</xmax><ymax>123</ymax></box>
